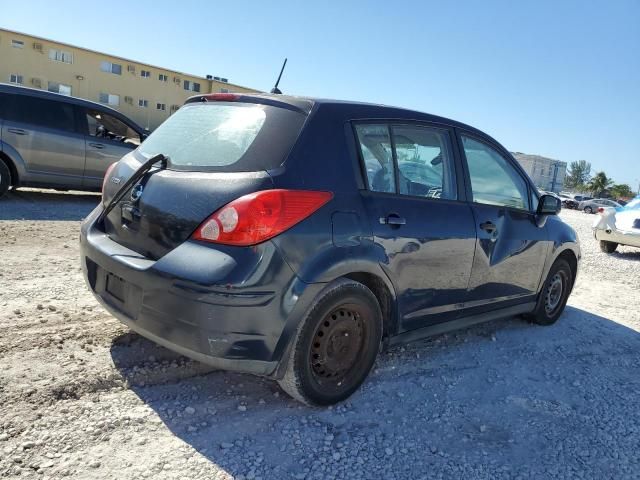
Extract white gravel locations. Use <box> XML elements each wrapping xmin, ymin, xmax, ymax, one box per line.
<box><xmin>1</xmin><ymin>190</ymin><xmax>639</xmax><ymax>479</ymax></box>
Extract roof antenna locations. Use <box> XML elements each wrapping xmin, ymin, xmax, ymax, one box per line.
<box><xmin>270</xmin><ymin>58</ymin><xmax>287</xmax><ymax>94</ymax></box>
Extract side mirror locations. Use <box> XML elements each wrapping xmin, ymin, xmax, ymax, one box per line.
<box><xmin>537</xmin><ymin>194</ymin><xmax>561</xmax><ymax>215</ymax></box>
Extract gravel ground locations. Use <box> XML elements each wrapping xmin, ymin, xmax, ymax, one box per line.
<box><xmin>1</xmin><ymin>188</ymin><xmax>639</xmax><ymax>479</ymax></box>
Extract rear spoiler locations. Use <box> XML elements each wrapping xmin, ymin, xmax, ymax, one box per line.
<box><xmin>183</xmin><ymin>93</ymin><xmax>314</xmax><ymax>115</ymax></box>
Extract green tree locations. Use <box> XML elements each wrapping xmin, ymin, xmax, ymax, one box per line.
<box><xmin>610</xmin><ymin>183</ymin><xmax>634</xmax><ymax>199</ymax></box>
<box><xmin>587</xmin><ymin>171</ymin><xmax>614</xmax><ymax>197</ymax></box>
<box><xmin>564</xmin><ymin>160</ymin><xmax>591</xmax><ymax>190</ymax></box>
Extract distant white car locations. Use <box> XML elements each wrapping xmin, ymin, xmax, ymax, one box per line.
<box><xmin>593</xmin><ymin>196</ymin><xmax>640</xmax><ymax>252</ymax></box>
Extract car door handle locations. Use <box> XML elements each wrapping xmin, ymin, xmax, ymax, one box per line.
<box><xmin>7</xmin><ymin>128</ymin><xmax>27</xmax><ymax>135</ymax></box>
<box><xmin>88</xmin><ymin>143</ymin><xmax>105</xmax><ymax>149</ymax></box>
<box><xmin>479</xmin><ymin>221</ymin><xmax>497</xmax><ymax>233</ymax></box>
<box><xmin>380</xmin><ymin>214</ymin><xmax>407</xmax><ymax>226</ymax></box>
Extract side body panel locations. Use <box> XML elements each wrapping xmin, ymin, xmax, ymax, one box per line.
<box><xmin>83</xmin><ymin>139</ymin><xmax>134</xmax><ymax>188</ymax></box>
<box><xmin>465</xmin><ymin>204</ymin><xmax>550</xmax><ymax>312</ymax></box>
<box><xmin>363</xmin><ymin>192</ymin><xmax>477</xmax><ymax>330</ymax></box>
<box><xmin>1</xmin><ymin>116</ymin><xmax>85</xmax><ymax>187</ymax></box>
<box><xmin>1</xmin><ymin>93</ymin><xmax>85</xmax><ymax>187</ymax></box>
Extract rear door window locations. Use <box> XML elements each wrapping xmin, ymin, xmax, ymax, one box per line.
<box><xmin>354</xmin><ymin>124</ymin><xmax>394</xmax><ymax>193</ymax></box>
<box><xmin>5</xmin><ymin>94</ymin><xmax>76</xmax><ymax>133</ymax></box>
<box><xmin>0</xmin><ymin>93</ymin><xmax>8</xmax><ymax>118</ymax></box>
<box><xmin>85</xmin><ymin>109</ymin><xmax>141</xmax><ymax>146</ymax></box>
<box><xmin>393</xmin><ymin>125</ymin><xmax>456</xmax><ymax>200</ymax></box>
<box><xmin>354</xmin><ymin>122</ymin><xmax>457</xmax><ymax>200</ymax></box>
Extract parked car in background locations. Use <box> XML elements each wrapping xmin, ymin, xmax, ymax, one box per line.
<box><xmin>593</xmin><ymin>196</ymin><xmax>640</xmax><ymax>252</ymax></box>
<box><xmin>579</xmin><ymin>198</ymin><xmax>622</xmax><ymax>214</ymax></box>
<box><xmin>0</xmin><ymin>83</ymin><xmax>147</xmax><ymax>198</ymax></box>
<box><xmin>558</xmin><ymin>193</ymin><xmax>578</xmax><ymax>209</ymax></box>
<box><xmin>81</xmin><ymin>93</ymin><xmax>580</xmax><ymax>405</ymax></box>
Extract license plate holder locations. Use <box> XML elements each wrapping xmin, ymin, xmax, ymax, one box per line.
<box><xmin>106</xmin><ymin>274</ymin><xmax>126</xmax><ymax>302</ymax></box>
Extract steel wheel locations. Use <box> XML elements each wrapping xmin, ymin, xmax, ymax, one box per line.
<box><xmin>278</xmin><ymin>279</ymin><xmax>382</xmax><ymax>405</ymax></box>
<box><xmin>526</xmin><ymin>258</ymin><xmax>573</xmax><ymax>326</ymax></box>
<box><xmin>544</xmin><ymin>272</ymin><xmax>564</xmax><ymax>314</ymax></box>
<box><xmin>309</xmin><ymin>305</ymin><xmax>366</xmax><ymax>387</ymax></box>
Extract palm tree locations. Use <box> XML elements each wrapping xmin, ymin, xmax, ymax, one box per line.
<box><xmin>587</xmin><ymin>171</ymin><xmax>613</xmax><ymax>197</ymax></box>
<box><xmin>610</xmin><ymin>183</ymin><xmax>633</xmax><ymax>199</ymax></box>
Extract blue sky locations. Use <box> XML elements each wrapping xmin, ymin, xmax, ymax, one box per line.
<box><xmin>2</xmin><ymin>0</ymin><xmax>639</xmax><ymax>186</ymax></box>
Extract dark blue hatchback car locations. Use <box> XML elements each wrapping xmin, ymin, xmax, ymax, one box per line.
<box><xmin>81</xmin><ymin>93</ymin><xmax>580</xmax><ymax>405</ymax></box>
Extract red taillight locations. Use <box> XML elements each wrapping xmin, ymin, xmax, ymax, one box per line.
<box><xmin>102</xmin><ymin>162</ymin><xmax>117</xmax><ymax>194</ymax></box>
<box><xmin>597</xmin><ymin>207</ymin><xmax>605</xmax><ymax>214</ymax></box>
<box><xmin>192</xmin><ymin>190</ymin><xmax>333</xmax><ymax>246</ymax></box>
<box><xmin>203</xmin><ymin>93</ymin><xmax>239</xmax><ymax>102</ymax></box>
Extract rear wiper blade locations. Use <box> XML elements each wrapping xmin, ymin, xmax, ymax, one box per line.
<box><xmin>97</xmin><ymin>153</ymin><xmax>168</xmax><ymax>225</ymax></box>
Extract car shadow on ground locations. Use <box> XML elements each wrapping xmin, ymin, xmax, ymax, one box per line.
<box><xmin>611</xmin><ymin>250</ymin><xmax>640</xmax><ymax>261</ymax></box>
<box><xmin>0</xmin><ymin>188</ymin><xmax>100</xmax><ymax>221</ymax></box>
<box><xmin>110</xmin><ymin>306</ymin><xmax>640</xmax><ymax>478</ymax></box>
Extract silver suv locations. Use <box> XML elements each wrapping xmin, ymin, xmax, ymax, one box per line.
<box><xmin>0</xmin><ymin>84</ymin><xmax>146</xmax><ymax>198</ymax></box>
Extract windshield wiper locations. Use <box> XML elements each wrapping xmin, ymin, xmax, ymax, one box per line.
<box><xmin>97</xmin><ymin>153</ymin><xmax>169</xmax><ymax>225</ymax></box>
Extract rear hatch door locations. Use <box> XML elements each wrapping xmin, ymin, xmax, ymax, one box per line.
<box><xmin>100</xmin><ymin>98</ymin><xmax>309</xmax><ymax>259</ymax></box>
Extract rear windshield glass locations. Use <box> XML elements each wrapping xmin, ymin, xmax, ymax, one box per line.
<box><xmin>137</xmin><ymin>102</ymin><xmax>306</xmax><ymax>172</ymax></box>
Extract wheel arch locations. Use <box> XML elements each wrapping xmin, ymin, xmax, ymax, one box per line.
<box><xmin>0</xmin><ymin>142</ymin><xmax>27</xmax><ymax>186</ymax></box>
<box><xmin>542</xmin><ymin>246</ymin><xmax>579</xmax><ymax>294</ymax></box>
<box><xmin>343</xmin><ymin>271</ymin><xmax>397</xmax><ymax>341</ymax></box>
<box><xmin>0</xmin><ymin>151</ymin><xmax>19</xmax><ymax>186</ymax></box>
<box><xmin>272</xmin><ymin>265</ymin><xmax>399</xmax><ymax>380</ymax></box>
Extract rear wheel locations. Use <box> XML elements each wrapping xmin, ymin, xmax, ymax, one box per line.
<box><xmin>583</xmin><ymin>206</ymin><xmax>593</xmax><ymax>214</ymax></box>
<box><xmin>0</xmin><ymin>161</ymin><xmax>11</xmax><ymax>198</ymax></box>
<box><xmin>599</xmin><ymin>240</ymin><xmax>618</xmax><ymax>253</ymax></box>
<box><xmin>278</xmin><ymin>279</ymin><xmax>382</xmax><ymax>406</ymax></box>
<box><xmin>526</xmin><ymin>259</ymin><xmax>573</xmax><ymax>326</ymax></box>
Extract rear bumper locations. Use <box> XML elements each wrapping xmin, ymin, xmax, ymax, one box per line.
<box><xmin>80</xmin><ymin>207</ymin><xmax>323</xmax><ymax>377</ymax></box>
<box><xmin>594</xmin><ymin>227</ymin><xmax>640</xmax><ymax>248</ymax></box>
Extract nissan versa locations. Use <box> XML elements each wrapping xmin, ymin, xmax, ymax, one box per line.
<box><xmin>80</xmin><ymin>93</ymin><xmax>580</xmax><ymax>405</ymax></box>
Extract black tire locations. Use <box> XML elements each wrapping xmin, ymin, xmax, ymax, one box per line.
<box><xmin>278</xmin><ymin>278</ymin><xmax>382</xmax><ymax>406</ymax></box>
<box><xmin>526</xmin><ymin>259</ymin><xmax>573</xmax><ymax>326</ymax></box>
<box><xmin>583</xmin><ymin>206</ymin><xmax>593</xmax><ymax>214</ymax></box>
<box><xmin>599</xmin><ymin>240</ymin><xmax>618</xmax><ymax>253</ymax></box>
<box><xmin>0</xmin><ymin>161</ymin><xmax>11</xmax><ymax>198</ymax></box>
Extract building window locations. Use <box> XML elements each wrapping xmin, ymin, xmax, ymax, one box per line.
<box><xmin>100</xmin><ymin>61</ymin><xmax>122</xmax><ymax>75</ymax></box>
<box><xmin>9</xmin><ymin>74</ymin><xmax>24</xmax><ymax>85</ymax></box>
<box><xmin>184</xmin><ymin>80</ymin><xmax>201</xmax><ymax>92</ymax></box>
<box><xmin>48</xmin><ymin>82</ymin><xmax>72</xmax><ymax>96</ymax></box>
<box><xmin>156</xmin><ymin>103</ymin><xmax>166</xmax><ymax>111</ymax></box>
<box><xmin>48</xmin><ymin>48</ymin><xmax>73</xmax><ymax>64</ymax></box>
<box><xmin>138</xmin><ymin>99</ymin><xmax>148</xmax><ymax>108</ymax></box>
<box><xmin>220</xmin><ymin>88</ymin><xmax>229</xmax><ymax>93</ymax></box>
<box><xmin>99</xmin><ymin>93</ymin><xmax>120</xmax><ymax>106</ymax></box>
<box><xmin>141</xmin><ymin>70</ymin><xmax>151</xmax><ymax>78</ymax></box>
<box><xmin>159</xmin><ymin>74</ymin><xmax>168</xmax><ymax>82</ymax></box>
<box><xmin>11</xmin><ymin>39</ymin><xmax>24</xmax><ymax>48</ymax></box>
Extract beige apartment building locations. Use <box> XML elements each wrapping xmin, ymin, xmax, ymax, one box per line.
<box><xmin>512</xmin><ymin>152</ymin><xmax>567</xmax><ymax>193</ymax></box>
<box><xmin>0</xmin><ymin>28</ymin><xmax>260</xmax><ymax>130</ymax></box>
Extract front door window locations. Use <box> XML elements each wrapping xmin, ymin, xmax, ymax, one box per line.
<box><xmin>461</xmin><ymin>135</ymin><xmax>529</xmax><ymax>210</ymax></box>
<box><xmin>86</xmin><ymin>110</ymin><xmax>141</xmax><ymax>146</ymax></box>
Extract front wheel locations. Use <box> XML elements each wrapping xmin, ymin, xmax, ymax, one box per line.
<box><xmin>278</xmin><ymin>279</ymin><xmax>382</xmax><ymax>406</ymax></box>
<box><xmin>583</xmin><ymin>206</ymin><xmax>593</xmax><ymax>214</ymax></box>
<box><xmin>526</xmin><ymin>259</ymin><xmax>573</xmax><ymax>326</ymax></box>
<box><xmin>599</xmin><ymin>240</ymin><xmax>618</xmax><ymax>253</ymax></box>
